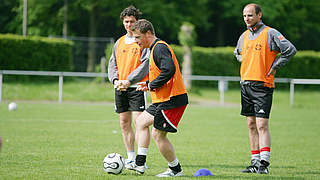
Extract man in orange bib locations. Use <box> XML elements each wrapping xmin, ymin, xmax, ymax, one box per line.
<box><xmin>130</xmin><ymin>19</ymin><xmax>188</xmax><ymax>177</ymax></box>
<box><xmin>234</xmin><ymin>3</ymin><xmax>296</xmax><ymax>174</ymax></box>
<box><xmin>107</xmin><ymin>5</ymin><xmax>149</xmax><ymax>170</ymax></box>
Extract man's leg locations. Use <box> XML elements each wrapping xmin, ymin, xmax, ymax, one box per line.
<box><xmin>132</xmin><ymin>111</ymin><xmax>143</xmax><ymax>146</ymax></box>
<box><xmin>119</xmin><ymin>111</ymin><xmax>137</xmax><ymax>169</ymax></box>
<box><xmin>256</xmin><ymin>117</ymin><xmax>271</xmax><ymax>174</ymax></box>
<box><xmin>247</xmin><ymin>116</ymin><xmax>260</xmax><ymax>154</ymax></box>
<box><xmin>135</xmin><ymin>111</ymin><xmax>153</xmax><ymax>149</ymax></box>
<box><xmin>152</xmin><ymin>128</ymin><xmax>182</xmax><ymax>177</ymax></box>
<box><xmin>152</xmin><ymin>128</ymin><xmax>176</xmax><ymax>162</ymax></box>
<box><xmin>134</xmin><ymin>111</ymin><xmax>153</xmax><ymax>174</ymax></box>
<box><xmin>242</xmin><ymin>116</ymin><xmax>260</xmax><ymax>173</ymax></box>
<box><xmin>121</xmin><ymin>111</ymin><xmax>142</xmax><ymax>169</ymax></box>
<box><xmin>256</xmin><ymin>117</ymin><xmax>270</xmax><ymax>151</ymax></box>
<box><xmin>119</xmin><ymin>111</ymin><xmax>134</xmax><ymax>152</ymax></box>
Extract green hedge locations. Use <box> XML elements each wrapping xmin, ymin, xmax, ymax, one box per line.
<box><xmin>174</xmin><ymin>46</ymin><xmax>320</xmax><ymax>88</ymax></box>
<box><xmin>172</xmin><ymin>45</ymin><xmax>320</xmax><ymax>79</ymax></box>
<box><xmin>0</xmin><ymin>34</ymin><xmax>74</xmax><ymax>71</ymax></box>
<box><xmin>105</xmin><ymin>43</ymin><xmax>320</xmax><ymax>87</ymax></box>
<box><xmin>276</xmin><ymin>51</ymin><xmax>320</xmax><ymax>78</ymax></box>
<box><xmin>171</xmin><ymin>45</ymin><xmax>240</xmax><ymax>76</ymax></box>
<box><xmin>171</xmin><ymin>45</ymin><xmax>240</xmax><ymax>87</ymax></box>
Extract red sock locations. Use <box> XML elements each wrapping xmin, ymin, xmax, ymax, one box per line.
<box><xmin>260</xmin><ymin>147</ymin><xmax>270</xmax><ymax>152</ymax></box>
<box><xmin>251</xmin><ymin>150</ymin><xmax>260</xmax><ymax>154</ymax></box>
<box><xmin>251</xmin><ymin>150</ymin><xmax>260</xmax><ymax>160</ymax></box>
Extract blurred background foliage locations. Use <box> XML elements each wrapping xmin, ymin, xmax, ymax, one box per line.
<box><xmin>1</xmin><ymin>0</ymin><xmax>319</xmax><ymax>51</ymax></box>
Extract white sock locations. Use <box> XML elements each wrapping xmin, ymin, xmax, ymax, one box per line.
<box><xmin>127</xmin><ymin>151</ymin><xmax>136</xmax><ymax>161</ymax></box>
<box><xmin>251</xmin><ymin>154</ymin><xmax>260</xmax><ymax>161</ymax></box>
<box><xmin>260</xmin><ymin>151</ymin><xmax>270</xmax><ymax>162</ymax></box>
<box><xmin>168</xmin><ymin>158</ymin><xmax>179</xmax><ymax>167</ymax></box>
<box><xmin>137</xmin><ymin>147</ymin><xmax>148</xmax><ymax>156</ymax></box>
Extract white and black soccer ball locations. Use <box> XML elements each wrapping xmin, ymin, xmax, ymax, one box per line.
<box><xmin>8</xmin><ymin>102</ymin><xmax>18</xmax><ymax>111</ymax></box>
<box><xmin>103</xmin><ymin>153</ymin><xmax>124</xmax><ymax>175</ymax></box>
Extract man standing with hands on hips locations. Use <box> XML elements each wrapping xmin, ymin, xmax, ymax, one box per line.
<box><xmin>234</xmin><ymin>3</ymin><xmax>296</xmax><ymax>174</ymax></box>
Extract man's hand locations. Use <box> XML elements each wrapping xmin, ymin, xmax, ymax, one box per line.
<box><xmin>136</xmin><ymin>82</ymin><xmax>148</xmax><ymax>91</ymax></box>
<box><xmin>114</xmin><ymin>80</ymin><xmax>120</xmax><ymax>89</ymax></box>
<box><xmin>121</xmin><ymin>80</ymin><xmax>131</xmax><ymax>90</ymax></box>
<box><xmin>114</xmin><ymin>80</ymin><xmax>127</xmax><ymax>91</ymax></box>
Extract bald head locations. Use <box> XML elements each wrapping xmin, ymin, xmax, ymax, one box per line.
<box><xmin>243</xmin><ymin>3</ymin><xmax>262</xmax><ymax>27</ymax></box>
<box><xmin>244</xmin><ymin>3</ymin><xmax>262</xmax><ymax>15</ymax></box>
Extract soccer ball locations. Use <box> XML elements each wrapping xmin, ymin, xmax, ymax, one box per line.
<box><xmin>103</xmin><ymin>153</ymin><xmax>124</xmax><ymax>175</ymax></box>
<box><xmin>8</xmin><ymin>102</ymin><xmax>18</xmax><ymax>111</ymax></box>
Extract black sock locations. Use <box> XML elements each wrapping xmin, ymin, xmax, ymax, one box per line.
<box><xmin>169</xmin><ymin>163</ymin><xmax>182</xmax><ymax>173</ymax></box>
<box><xmin>136</xmin><ymin>155</ymin><xmax>146</xmax><ymax>166</ymax></box>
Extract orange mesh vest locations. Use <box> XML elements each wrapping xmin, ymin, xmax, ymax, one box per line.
<box><xmin>241</xmin><ymin>27</ymin><xmax>279</xmax><ymax>88</ymax></box>
<box><xmin>149</xmin><ymin>41</ymin><xmax>187</xmax><ymax>103</ymax></box>
<box><xmin>116</xmin><ymin>35</ymin><xmax>148</xmax><ymax>82</ymax></box>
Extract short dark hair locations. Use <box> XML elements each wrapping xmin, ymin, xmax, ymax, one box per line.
<box><xmin>120</xmin><ymin>5</ymin><xmax>142</xmax><ymax>20</ymax></box>
<box><xmin>245</xmin><ymin>3</ymin><xmax>262</xmax><ymax>14</ymax></box>
<box><xmin>131</xmin><ymin>19</ymin><xmax>155</xmax><ymax>35</ymax></box>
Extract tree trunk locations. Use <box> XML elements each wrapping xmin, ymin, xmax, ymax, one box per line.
<box><xmin>182</xmin><ymin>45</ymin><xmax>192</xmax><ymax>89</ymax></box>
<box><xmin>216</xmin><ymin>20</ymin><xmax>225</xmax><ymax>46</ymax></box>
<box><xmin>22</xmin><ymin>0</ymin><xmax>28</xmax><ymax>36</ymax></box>
<box><xmin>87</xmin><ymin>5</ymin><xmax>97</xmax><ymax>72</ymax></box>
<box><xmin>63</xmin><ymin>0</ymin><xmax>68</xmax><ymax>38</ymax></box>
<box><xmin>180</xmin><ymin>23</ymin><xmax>194</xmax><ymax>89</ymax></box>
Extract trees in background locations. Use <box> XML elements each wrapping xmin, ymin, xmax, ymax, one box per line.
<box><xmin>1</xmin><ymin>0</ymin><xmax>320</xmax><ymax>71</ymax></box>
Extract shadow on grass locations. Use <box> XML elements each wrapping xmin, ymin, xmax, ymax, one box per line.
<box><xmin>120</xmin><ymin>173</ymin><xmax>305</xmax><ymax>180</ymax></box>
<box><xmin>296</xmin><ymin>170</ymin><xmax>320</xmax><ymax>175</ymax></box>
<box><xmin>271</xmin><ymin>165</ymin><xmax>296</xmax><ymax>169</ymax></box>
<box><xmin>184</xmin><ymin>163</ymin><xmax>297</xmax><ymax>169</ymax></box>
<box><xmin>190</xmin><ymin>175</ymin><xmax>307</xmax><ymax>179</ymax></box>
<box><xmin>183</xmin><ymin>163</ymin><xmax>243</xmax><ymax>169</ymax></box>
<box><xmin>110</xmin><ymin>166</ymin><xmax>312</xmax><ymax>180</ymax></box>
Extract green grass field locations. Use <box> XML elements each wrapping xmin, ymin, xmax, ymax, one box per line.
<box><xmin>0</xmin><ymin>81</ymin><xmax>320</xmax><ymax>179</ymax></box>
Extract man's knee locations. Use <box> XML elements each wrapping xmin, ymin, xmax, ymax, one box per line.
<box><xmin>152</xmin><ymin>128</ymin><xmax>166</xmax><ymax>142</ymax></box>
<box><xmin>247</xmin><ymin>117</ymin><xmax>257</xmax><ymax>131</ymax></box>
<box><xmin>120</xmin><ymin>118</ymin><xmax>131</xmax><ymax>130</ymax></box>
<box><xmin>257</xmin><ymin>123</ymin><xmax>269</xmax><ymax>133</ymax></box>
<box><xmin>256</xmin><ymin>118</ymin><xmax>269</xmax><ymax>132</ymax></box>
<box><xmin>136</xmin><ymin>111</ymin><xmax>154</xmax><ymax>130</ymax></box>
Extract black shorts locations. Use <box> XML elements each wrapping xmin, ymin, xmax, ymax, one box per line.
<box><xmin>114</xmin><ymin>88</ymin><xmax>146</xmax><ymax>113</ymax></box>
<box><xmin>240</xmin><ymin>81</ymin><xmax>274</xmax><ymax>118</ymax></box>
<box><xmin>146</xmin><ymin>103</ymin><xmax>187</xmax><ymax>133</ymax></box>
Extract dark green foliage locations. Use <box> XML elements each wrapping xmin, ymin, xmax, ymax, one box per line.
<box><xmin>171</xmin><ymin>45</ymin><xmax>320</xmax><ymax>78</ymax></box>
<box><xmin>171</xmin><ymin>45</ymin><xmax>238</xmax><ymax>87</ymax></box>
<box><xmin>170</xmin><ymin>45</ymin><xmax>320</xmax><ymax>88</ymax></box>
<box><xmin>1</xmin><ymin>0</ymin><xmax>320</xmax><ymax>51</ymax></box>
<box><xmin>276</xmin><ymin>51</ymin><xmax>320</xmax><ymax>79</ymax></box>
<box><xmin>0</xmin><ymin>34</ymin><xmax>74</xmax><ymax>71</ymax></box>
<box><xmin>104</xmin><ymin>42</ymin><xmax>114</xmax><ymax>74</ymax></box>
<box><xmin>105</xmin><ymin>44</ymin><xmax>320</xmax><ymax>84</ymax></box>
<box><xmin>105</xmin><ymin>44</ymin><xmax>320</xmax><ymax>88</ymax></box>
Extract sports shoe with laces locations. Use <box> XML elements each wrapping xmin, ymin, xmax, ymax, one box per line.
<box><xmin>125</xmin><ymin>159</ymin><xmax>148</xmax><ymax>171</ymax></box>
<box><xmin>257</xmin><ymin>160</ymin><xmax>269</xmax><ymax>174</ymax></box>
<box><xmin>124</xmin><ymin>159</ymin><xmax>136</xmax><ymax>170</ymax></box>
<box><xmin>241</xmin><ymin>159</ymin><xmax>260</xmax><ymax>173</ymax></box>
<box><xmin>134</xmin><ymin>165</ymin><xmax>146</xmax><ymax>174</ymax></box>
<box><xmin>156</xmin><ymin>168</ymin><xmax>183</xmax><ymax>177</ymax></box>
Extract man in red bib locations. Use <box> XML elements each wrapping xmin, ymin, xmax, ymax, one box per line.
<box><xmin>131</xmin><ymin>19</ymin><xmax>188</xmax><ymax>177</ymax></box>
<box><xmin>234</xmin><ymin>3</ymin><xmax>296</xmax><ymax>174</ymax></box>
